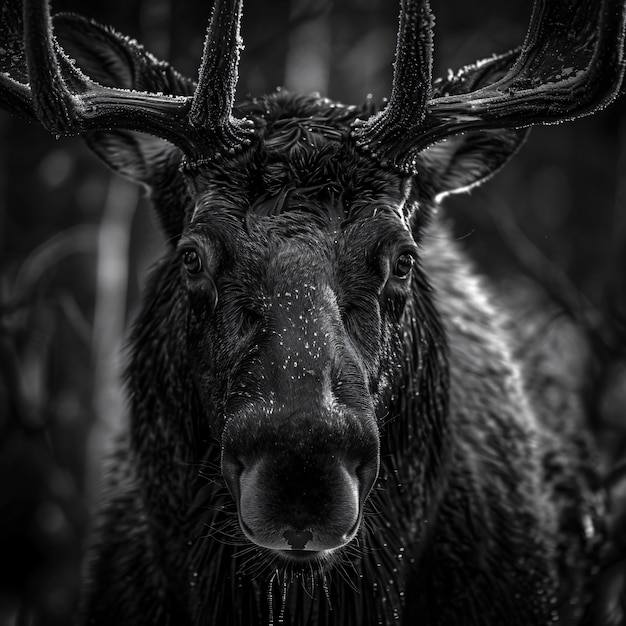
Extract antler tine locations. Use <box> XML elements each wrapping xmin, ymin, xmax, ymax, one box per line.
<box><xmin>0</xmin><ymin>73</ymin><xmax>35</xmax><ymax>120</ymax></box>
<box><xmin>354</xmin><ymin>0</ymin><xmax>626</xmax><ymax>174</ymax></box>
<box><xmin>23</xmin><ymin>0</ymin><xmax>75</xmax><ymax>135</ymax></box>
<box><xmin>351</xmin><ymin>0</ymin><xmax>434</xmax><ymax>171</ymax></box>
<box><xmin>18</xmin><ymin>0</ymin><xmax>253</xmax><ymax>159</ymax></box>
<box><xmin>418</xmin><ymin>0</ymin><xmax>626</xmax><ymax>151</ymax></box>
<box><xmin>0</xmin><ymin>0</ymin><xmax>36</xmax><ymax>122</ymax></box>
<box><xmin>190</xmin><ymin>0</ymin><xmax>254</xmax><ymax>154</ymax></box>
<box><xmin>21</xmin><ymin>0</ymin><xmax>199</xmax><ymax>151</ymax></box>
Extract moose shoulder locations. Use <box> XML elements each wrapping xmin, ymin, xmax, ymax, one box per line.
<box><xmin>1</xmin><ymin>0</ymin><xmax>624</xmax><ymax>625</ymax></box>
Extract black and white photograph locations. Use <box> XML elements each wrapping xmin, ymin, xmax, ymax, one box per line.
<box><xmin>1</xmin><ymin>0</ymin><xmax>625</xmax><ymax>624</ymax></box>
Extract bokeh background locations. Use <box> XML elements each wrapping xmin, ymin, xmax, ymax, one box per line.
<box><xmin>1</xmin><ymin>0</ymin><xmax>625</xmax><ymax>623</ymax></box>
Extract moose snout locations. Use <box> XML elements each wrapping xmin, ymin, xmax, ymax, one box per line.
<box><xmin>221</xmin><ymin>411</ymin><xmax>379</xmax><ymax>554</ymax></box>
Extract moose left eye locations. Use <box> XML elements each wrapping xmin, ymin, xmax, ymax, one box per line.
<box><xmin>182</xmin><ymin>249</ymin><xmax>203</xmax><ymax>275</ymax></box>
<box><xmin>393</xmin><ymin>253</ymin><xmax>415</xmax><ymax>279</ymax></box>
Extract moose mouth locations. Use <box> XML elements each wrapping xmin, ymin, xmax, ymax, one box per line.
<box><xmin>274</xmin><ymin>517</ymin><xmax>362</xmax><ymax>562</ymax></box>
<box><xmin>237</xmin><ymin>504</ymin><xmax>363</xmax><ymax>560</ymax></box>
<box><xmin>283</xmin><ymin>529</ymin><xmax>315</xmax><ymax>550</ymax></box>
<box><xmin>277</xmin><ymin>549</ymin><xmax>327</xmax><ymax>562</ymax></box>
<box><xmin>272</xmin><ymin>545</ymin><xmax>351</xmax><ymax>570</ymax></box>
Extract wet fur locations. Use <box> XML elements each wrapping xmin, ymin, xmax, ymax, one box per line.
<box><xmin>78</xmin><ymin>93</ymin><xmax>600</xmax><ymax>626</ymax></box>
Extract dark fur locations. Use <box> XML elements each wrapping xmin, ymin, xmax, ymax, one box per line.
<box><xmin>77</xmin><ymin>92</ymin><xmax>600</xmax><ymax>626</ymax></box>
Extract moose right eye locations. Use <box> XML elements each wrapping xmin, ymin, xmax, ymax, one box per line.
<box><xmin>182</xmin><ymin>249</ymin><xmax>203</xmax><ymax>275</ymax></box>
<box><xmin>181</xmin><ymin>247</ymin><xmax>219</xmax><ymax>312</ymax></box>
<box><xmin>393</xmin><ymin>252</ymin><xmax>415</xmax><ymax>280</ymax></box>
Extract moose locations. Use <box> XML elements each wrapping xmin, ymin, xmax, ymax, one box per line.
<box><xmin>1</xmin><ymin>0</ymin><xmax>625</xmax><ymax>624</ymax></box>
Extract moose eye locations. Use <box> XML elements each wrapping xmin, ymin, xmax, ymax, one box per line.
<box><xmin>182</xmin><ymin>249</ymin><xmax>203</xmax><ymax>275</ymax></box>
<box><xmin>393</xmin><ymin>253</ymin><xmax>415</xmax><ymax>279</ymax></box>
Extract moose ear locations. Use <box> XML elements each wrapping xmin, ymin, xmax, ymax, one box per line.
<box><xmin>419</xmin><ymin>49</ymin><xmax>529</xmax><ymax>199</ymax></box>
<box><xmin>85</xmin><ymin>129</ymin><xmax>176</xmax><ymax>184</ymax></box>
<box><xmin>53</xmin><ymin>14</ymin><xmax>196</xmax><ymax>95</ymax></box>
<box><xmin>419</xmin><ymin>127</ymin><xmax>528</xmax><ymax>200</ymax></box>
<box><xmin>85</xmin><ymin>130</ymin><xmax>189</xmax><ymax>243</ymax></box>
<box><xmin>53</xmin><ymin>14</ymin><xmax>194</xmax><ymax>242</ymax></box>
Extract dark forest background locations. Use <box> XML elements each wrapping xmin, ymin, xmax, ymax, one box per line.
<box><xmin>1</xmin><ymin>0</ymin><xmax>625</xmax><ymax>624</ymax></box>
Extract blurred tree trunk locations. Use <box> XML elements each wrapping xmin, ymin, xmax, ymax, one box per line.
<box><xmin>140</xmin><ymin>0</ymin><xmax>171</xmax><ymax>61</ymax></box>
<box><xmin>0</xmin><ymin>116</ymin><xmax>6</xmax><ymax>256</ymax></box>
<box><xmin>285</xmin><ymin>0</ymin><xmax>331</xmax><ymax>94</ymax></box>
<box><xmin>89</xmin><ymin>175</ymin><xmax>139</xmax><ymax>502</ymax></box>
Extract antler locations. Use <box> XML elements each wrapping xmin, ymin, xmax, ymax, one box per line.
<box><xmin>0</xmin><ymin>0</ymin><xmax>252</xmax><ymax>160</ymax></box>
<box><xmin>353</xmin><ymin>0</ymin><xmax>626</xmax><ymax>173</ymax></box>
<box><xmin>190</xmin><ymin>0</ymin><xmax>252</xmax><ymax>152</ymax></box>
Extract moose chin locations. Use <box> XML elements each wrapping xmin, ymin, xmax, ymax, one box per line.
<box><xmin>1</xmin><ymin>0</ymin><xmax>625</xmax><ymax>624</ymax></box>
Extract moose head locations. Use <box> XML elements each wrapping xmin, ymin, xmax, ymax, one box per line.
<box><xmin>1</xmin><ymin>0</ymin><xmax>625</xmax><ymax>624</ymax></box>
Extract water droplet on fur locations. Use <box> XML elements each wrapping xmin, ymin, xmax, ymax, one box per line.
<box><xmin>322</xmin><ymin>574</ymin><xmax>332</xmax><ymax>609</ymax></box>
<box><xmin>277</xmin><ymin>574</ymin><xmax>288</xmax><ymax>624</ymax></box>
<box><xmin>267</xmin><ymin>570</ymin><xmax>278</xmax><ymax>626</ymax></box>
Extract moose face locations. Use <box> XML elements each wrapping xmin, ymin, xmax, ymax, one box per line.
<box><xmin>177</xmin><ymin>98</ymin><xmax>423</xmax><ymax>559</ymax></box>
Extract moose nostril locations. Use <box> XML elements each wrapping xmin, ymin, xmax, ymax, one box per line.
<box><xmin>221</xmin><ymin>452</ymin><xmax>245</xmax><ymax>501</ymax></box>
<box><xmin>356</xmin><ymin>457</ymin><xmax>379</xmax><ymax>501</ymax></box>
<box><xmin>283</xmin><ymin>529</ymin><xmax>313</xmax><ymax>550</ymax></box>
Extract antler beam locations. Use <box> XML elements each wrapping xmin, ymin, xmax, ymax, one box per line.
<box><xmin>4</xmin><ymin>0</ymin><xmax>252</xmax><ymax>159</ymax></box>
<box><xmin>354</xmin><ymin>0</ymin><xmax>626</xmax><ymax>173</ymax></box>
